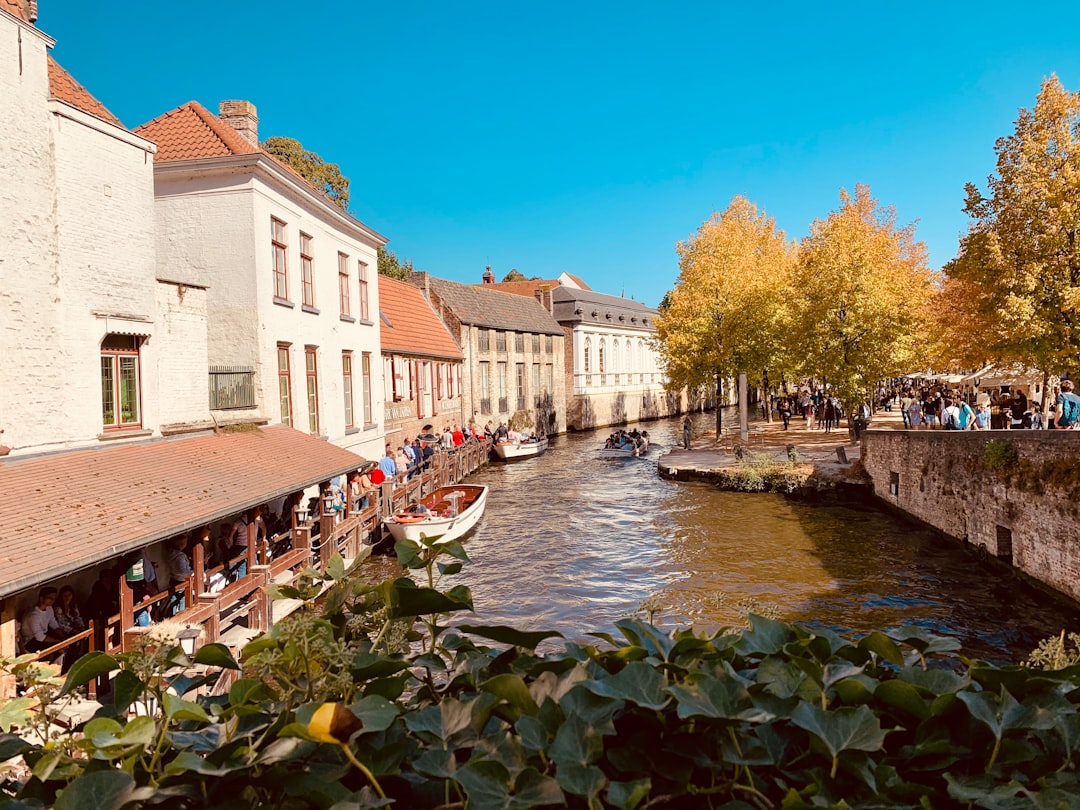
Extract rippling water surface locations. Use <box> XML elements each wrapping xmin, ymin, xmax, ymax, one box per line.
<box><xmin>365</xmin><ymin>411</ymin><xmax>1080</xmax><ymax>663</ymax></box>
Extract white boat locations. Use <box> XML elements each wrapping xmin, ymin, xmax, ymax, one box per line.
<box><xmin>382</xmin><ymin>485</ymin><xmax>488</xmax><ymax>544</ymax></box>
<box><xmin>492</xmin><ymin>436</ymin><xmax>549</xmax><ymax>461</ymax></box>
<box><xmin>599</xmin><ymin>434</ymin><xmax>649</xmax><ymax>457</ymax></box>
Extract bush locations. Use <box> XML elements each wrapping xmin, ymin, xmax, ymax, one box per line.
<box><xmin>3</xmin><ymin>541</ymin><xmax>1079</xmax><ymax>808</ymax></box>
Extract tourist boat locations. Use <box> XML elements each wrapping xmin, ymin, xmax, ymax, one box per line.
<box><xmin>492</xmin><ymin>436</ymin><xmax>549</xmax><ymax>461</ymax></box>
<box><xmin>599</xmin><ymin>437</ymin><xmax>649</xmax><ymax>458</ymax></box>
<box><xmin>383</xmin><ymin>485</ymin><xmax>489</xmax><ymax>544</ymax></box>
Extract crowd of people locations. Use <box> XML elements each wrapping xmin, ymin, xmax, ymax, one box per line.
<box><xmin>604</xmin><ymin>428</ymin><xmax>650</xmax><ymax>454</ymax></box>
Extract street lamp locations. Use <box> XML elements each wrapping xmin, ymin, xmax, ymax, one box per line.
<box><xmin>176</xmin><ymin>626</ymin><xmax>201</xmax><ymax>656</ymax></box>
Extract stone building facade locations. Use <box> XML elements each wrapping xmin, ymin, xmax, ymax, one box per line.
<box><xmin>862</xmin><ymin>430</ymin><xmax>1080</xmax><ymax>603</ymax></box>
<box><xmin>410</xmin><ymin>274</ymin><xmax>566</xmax><ymax>436</ymax></box>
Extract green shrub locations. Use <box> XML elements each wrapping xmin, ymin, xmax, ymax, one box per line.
<box><xmin>984</xmin><ymin>439</ymin><xmax>1020</xmax><ymax>470</ymax></box>
<box><xmin>3</xmin><ymin>541</ymin><xmax>1079</xmax><ymax>808</ymax></box>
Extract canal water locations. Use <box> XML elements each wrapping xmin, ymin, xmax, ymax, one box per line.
<box><xmin>367</xmin><ymin>411</ymin><xmax>1080</xmax><ymax>663</ymax></box>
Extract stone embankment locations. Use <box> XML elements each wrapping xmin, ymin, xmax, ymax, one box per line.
<box><xmin>657</xmin><ymin>410</ymin><xmax>888</xmax><ymax>496</ymax></box>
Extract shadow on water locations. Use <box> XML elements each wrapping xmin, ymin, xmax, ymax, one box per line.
<box><xmin>367</xmin><ymin>410</ymin><xmax>1080</xmax><ymax>664</ymax></box>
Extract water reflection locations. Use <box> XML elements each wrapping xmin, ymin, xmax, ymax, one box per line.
<box><xmin>366</xmin><ymin>410</ymin><xmax>1080</xmax><ymax>663</ymax></box>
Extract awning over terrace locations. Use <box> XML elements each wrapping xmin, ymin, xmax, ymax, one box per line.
<box><xmin>0</xmin><ymin>426</ymin><xmax>367</xmax><ymax>599</ymax></box>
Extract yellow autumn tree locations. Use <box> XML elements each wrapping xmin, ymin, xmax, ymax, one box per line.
<box><xmin>655</xmin><ymin>196</ymin><xmax>796</xmax><ymax>429</ymax></box>
<box><xmin>792</xmin><ymin>184</ymin><xmax>933</xmax><ymax>409</ymax></box>
<box><xmin>945</xmin><ymin>74</ymin><xmax>1080</xmax><ymax>375</ymax></box>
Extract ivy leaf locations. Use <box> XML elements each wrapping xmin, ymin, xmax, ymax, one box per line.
<box><xmin>437</xmin><ymin>561</ymin><xmax>463</xmax><ymax>576</ymax></box>
<box><xmin>348</xmin><ymin>695</ymin><xmax>398</xmax><ymax>733</ymax></box>
<box><xmin>669</xmin><ymin>673</ymin><xmax>767</xmax><ymax>721</ymax></box>
<box><xmin>0</xmin><ymin>733</ymin><xmax>31</xmax><ymax>760</ymax></box>
<box><xmin>958</xmin><ymin>687</ymin><xmax>1039</xmax><ymax>741</ymax></box>
<box><xmin>887</xmin><ymin>626</ymin><xmax>962</xmax><ymax>656</ymax></box>
<box><xmin>458</xmin><ymin>624</ymin><xmax>564</xmax><ymax>650</ymax></box>
<box><xmin>790</xmin><ymin>702</ymin><xmax>887</xmax><ymax>776</ymax></box>
<box><xmin>735</xmin><ymin>613</ymin><xmax>795</xmax><ymax>656</ymax></box>
<box><xmin>612</xmin><ymin>619</ymin><xmax>677</xmax><ymax>661</ymax></box>
<box><xmin>874</xmin><ymin>680</ymin><xmax>930</xmax><ymax>721</ymax></box>
<box><xmin>161</xmin><ymin>692</ymin><xmax>210</xmax><ymax>723</ymax></box>
<box><xmin>584</xmin><ymin>661</ymin><xmax>669</xmax><ymax>710</ymax></box>
<box><xmin>405</xmin><ymin>698</ymin><xmax>475</xmax><ymax>743</ymax></box>
<box><xmin>54</xmin><ymin>770</ymin><xmax>134</xmax><ymax>810</ymax></box>
<box><xmin>454</xmin><ymin>759</ymin><xmax>511</xmax><ymax>810</ymax></box>
<box><xmin>549</xmin><ymin>713</ymin><xmax>603</xmax><ymax>767</ymax></box>
<box><xmin>413</xmin><ymin>748</ymin><xmax>457</xmax><ymax>778</ymax></box>
<box><xmin>325</xmin><ymin>552</ymin><xmax>346</xmax><ymax>581</ymax></box>
<box><xmin>858</xmin><ymin>631</ymin><xmax>904</xmax><ymax>666</ymax></box>
<box><xmin>0</xmin><ymin>698</ymin><xmax>35</xmax><ymax>732</ymax></box>
<box><xmin>193</xmin><ymin>642</ymin><xmax>239</xmax><ymax>670</ymax></box>
<box><xmin>512</xmin><ymin>766</ymin><xmax>565</xmax><ymax>808</ymax></box>
<box><xmin>60</xmin><ymin>650</ymin><xmax>118</xmax><ymax>695</ymax></box>
<box><xmin>607</xmin><ymin>778</ymin><xmax>652</xmax><ymax>810</ymax></box>
<box><xmin>481</xmin><ymin>673</ymin><xmax>540</xmax><ymax>716</ymax></box>
<box><xmin>380</xmin><ymin>577</ymin><xmax>473</xmax><ymax>618</ymax></box>
<box><xmin>556</xmin><ymin>762</ymin><xmax>606</xmax><ymax>803</ymax></box>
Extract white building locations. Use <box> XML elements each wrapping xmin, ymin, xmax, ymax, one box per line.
<box><xmin>134</xmin><ymin>100</ymin><xmax>387</xmax><ymax>461</ymax></box>
<box><xmin>0</xmin><ymin>0</ymin><xmax>209</xmax><ymax>455</ymax></box>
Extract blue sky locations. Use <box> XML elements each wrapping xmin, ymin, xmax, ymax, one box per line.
<box><xmin>39</xmin><ymin>1</ymin><xmax>1080</xmax><ymax>308</ymax></box>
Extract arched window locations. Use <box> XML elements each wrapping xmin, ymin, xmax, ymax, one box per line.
<box><xmin>612</xmin><ymin>340</ymin><xmax>620</xmax><ymax>372</ymax></box>
<box><xmin>584</xmin><ymin>338</ymin><xmax>591</xmax><ymax>373</ymax></box>
<box><xmin>599</xmin><ymin>340</ymin><xmax>606</xmax><ymax>374</ymax></box>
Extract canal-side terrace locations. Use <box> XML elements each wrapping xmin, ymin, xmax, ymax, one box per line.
<box><xmin>0</xmin><ymin>426</ymin><xmax>489</xmax><ymax>696</ymax></box>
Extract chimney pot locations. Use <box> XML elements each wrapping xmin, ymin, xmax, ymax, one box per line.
<box><xmin>218</xmin><ymin>100</ymin><xmax>259</xmax><ymax>144</ymax></box>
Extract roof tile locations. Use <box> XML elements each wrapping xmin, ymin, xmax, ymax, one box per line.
<box><xmin>134</xmin><ymin>100</ymin><xmax>260</xmax><ymax>162</ymax></box>
<box><xmin>414</xmin><ymin>274</ymin><xmax>563</xmax><ymax>336</ymax></box>
<box><xmin>47</xmin><ymin>56</ymin><xmax>125</xmax><ymax>128</ymax></box>
<box><xmin>379</xmin><ymin>276</ymin><xmax>463</xmax><ymax>359</ymax></box>
<box><xmin>0</xmin><ymin>426</ymin><xmax>367</xmax><ymax>598</ymax></box>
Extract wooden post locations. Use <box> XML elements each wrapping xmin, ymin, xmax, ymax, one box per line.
<box><xmin>198</xmin><ymin>593</ymin><xmax>222</xmax><ymax>644</ymax></box>
<box><xmin>192</xmin><ymin>541</ymin><xmax>206</xmax><ymax>594</ymax></box>
<box><xmin>119</xmin><ymin>570</ymin><xmax>134</xmax><ymax>645</ymax></box>
<box><xmin>251</xmin><ymin>565</ymin><xmax>272</xmax><ymax>630</ymax></box>
<box><xmin>319</xmin><ymin>484</ymin><xmax>335</xmax><ymax>570</ymax></box>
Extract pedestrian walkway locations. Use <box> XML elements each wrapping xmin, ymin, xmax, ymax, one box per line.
<box><xmin>660</xmin><ymin>404</ymin><xmax>907</xmax><ymax>480</ymax></box>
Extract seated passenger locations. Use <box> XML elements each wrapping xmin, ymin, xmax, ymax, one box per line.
<box><xmin>21</xmin><ymin>587</ymin><xmax>64</xmax><ymax>658</ymax></box>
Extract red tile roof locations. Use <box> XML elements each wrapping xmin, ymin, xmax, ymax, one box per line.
<box><xmin>134</xmin><ymin>100</ymin><xmax>260</xmax><ymax>162</ymax></box>
<box><xmin>379</xmin><ymin>275</ymin><xmax>463</xmax><ymax>360</ymax></box>
<box><xmin>479</xmin><ymin>279</ymin><xmax>562</xmax><ymax>299</ymax></box>
<box><xmin>0</xmin><ymin>426</ymin><xmax>367</xmax><ymax>598</ymax></box>
<box><xmin>47</xmin><ymin>56</ymin><xmax>125</xmax><ymax>128</ymax></box>
<box><xmin>1</xmin><ymin>0</ymin><xmax>28</xmax><ymax>21</ymax></box>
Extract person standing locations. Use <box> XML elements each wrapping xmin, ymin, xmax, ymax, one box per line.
<box><xmin>167</xmin><ymin>536</ymin><xmax>194</xmax><ymax>614</ymax></box>
<box><xmin>682</xmin><ymin>415</ymin><xmax>692</xmax><ymax>450</ymax></box>
<box><xmin>1054</xmin><ymin>380</ymin><xmax>1080</xmax><ymax>429</ymax></box>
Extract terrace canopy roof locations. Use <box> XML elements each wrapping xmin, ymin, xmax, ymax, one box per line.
<box><xmin>0</xmin><ymin>426</ymin><xmax>366</xmax><ymax>599</ymax></box>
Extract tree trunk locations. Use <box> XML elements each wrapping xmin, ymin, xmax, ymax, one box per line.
<box><xmin>715</xmin><ymin>370</ymin><xmax>723</xmax><ymax>435</ymax></box>
<box><xmin>762</xmin><ymin>369</ymin><xmax>772</xmax><ymax>423</ymax></box>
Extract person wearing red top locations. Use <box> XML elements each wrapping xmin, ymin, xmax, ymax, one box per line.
<box><xmin>452</xmin><ymin>424</ymin><xmax>465</xmax><ymax>447</ymax></box>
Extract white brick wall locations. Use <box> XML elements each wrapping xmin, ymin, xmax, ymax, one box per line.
<box><xmin>0</xmin><ymin>13</ymin><xmax>211</xmax><ymax>455</ymax></box>
<box><xmin>153</xmin><ymin>160</ymin><xmax>386</xmax><ymax>462</ymax></box>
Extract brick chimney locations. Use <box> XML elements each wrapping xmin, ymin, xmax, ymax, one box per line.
<box><xmin>218</xmin><ymin>100</ymin><xmax>259</xmax><ymax>144</ymax></box>
<box><xmin>482</xmin><ymin>265</ymin><xmax>495</xmax><ymax>284</ymax></box>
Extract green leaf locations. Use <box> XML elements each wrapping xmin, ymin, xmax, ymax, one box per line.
<box><xmin>458</xmin><ymin>623</ymin><xmax>564</xmax><ymax>650</ymax></box>
<box><xmin>789</xmin><ymin>702</ymin><xmax>887</xmax><ymax>762</ymax></box>
<box><xmin>326</xmin><ymin>552</ymin><xmax>346</xmax><ymax>580</ymax></box>
<box><xmin>54</xmin><ymin>770</ymin><xmax>134</xmax><ymax>810</ymax></box>
<box><xmin>404</xmin><ymin>698</ymin><xmax>475</xmax><ymax>743</ymax></box>
<box><xmin>437</xmin><ymin>560</ymin><xmax>463</xmax><ymax>576</ymax></box>
<box><xmin>874</xmin><ymin>680</ymin><xmax>930</xmax><ymax>721</ymax></box>
<box><xmin>556</xmin><ymin>762</ymin><xmax>606</xmax><ymax>802</ymax></box>
<box><xmin>858</xmin><ymin>630</ymin><xmax>905</xmax><ymax>666</ymax></box>
<box><xmin>0</xmin><ymin>733</ymin><xmax>32</xmax><ymax>760</ymax></box>
<box><xmin>958</xmin><ymin>687</ymin><xmax>1039</xmax><ymax>741</ymax></box>
<box><xmin>162</xmin><ymin>692</ymin><xmax>210</xmax><ymax>723</ymax></box>
<box><xmin>265</xmin><ymin>583</ymin><xmax>303</xmax><ymax>600</ymax></box>
<box><xmin>607</xmin><ymin>778</ymin><xmax>652</xmax><ymax>810</ymax></box>
<box><xmin>350</xmin><ymin>650</ymin><xmax>410</xmax><ymax>679</ymax></box>
<box><xmin>412</xmin><ymin>747</ymin><xmax>457</xmax><ymax>778</ymax></box>
<box><xmin>668</xmin><ymin>672</ymin><xmax>771</xmax><ymax>722</ymax></box>
<box><xmin>229</xmin><ymin>677</ymin><xmax>274</xmax><ymax>706</ymax></box>
<box><xmin>549</xmin><ymin>713</ymin><xmax>603</xmax><ymax>767</ymax></box>
<box><xmin>348</xmin><ymin>694</ymin><xmax>398</xmax><ymax>733</ymax></box>
<box><xmin>512</xmin><ymin>766</ymin><xmax>565</xmax><ymax>808</ymax></box>
<box><xmin>454</xmin><ymin>759</ymin><xmax>511</xmax><ymax>810</ymax></box>
<box><xmin>736</xmin><ymin>613</ymin><xmax>796</xmax><ymax>656</ymax></box>
<box><xmin>0</xmin><ymin>698</ymin><xmax>35</xmax><ymax>732</ymax></box>
<box><xmin>888</xmin><ymin>626</ymin><xmax>962</xmax><ymax>656</ymax></box>
<box><xmin>60</xmin><ymin>651</ymin><xmax>118</xmax><ymax>695</ymax></box>
<box><xmin>380</xmin><ymin>577</ymin><xmax>473</xmax><ymax>618</ymax></box>
<box><xmin>481</xmin><ymin>673</ymin><xmax>540</xmax><ymax>716</ymax></box>
<box><xmin>193</xmin><ymin>642</ymin><xmax>239</xmax><ymax>670</ymax></box>
<box><xmin>584</xmin><ymin>661</ymin><xmax>669</xmax><ymax>710</ymax></box>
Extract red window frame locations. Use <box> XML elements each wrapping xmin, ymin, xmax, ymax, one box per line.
<box><xmin>362</xmin><ymin>352</ymin><xmax>373</xmax><ymax>425</ymax></box>
<box><xmin>342</xmin><ymin>351</ymin><xmax>354</xmax><ymax>429</ymax></box>
<box><xmin>277</xmin><ymin>343</ymin><xmax>293</xmax><ymax>427</ymax></box>
<box><xmin>100</xmin><ymin>334</ymin><xmax>142</xmax><ymax>430</ymax></box>
<box><xmin>305</xmin><ymin>347</ymin><xmax>319</xmax><ymax>434</ymax></box>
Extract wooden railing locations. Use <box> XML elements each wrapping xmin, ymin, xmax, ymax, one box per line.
<box><xmin>108</xmin><ymin>439</ymin><xmax>491</xmax><ymax>653</ymax></box>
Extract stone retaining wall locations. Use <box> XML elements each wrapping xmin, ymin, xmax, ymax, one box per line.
<box><xmin>862</xmin><ymin>429</ymin><xmax>1080</xmax><ymax>603</ymax></box>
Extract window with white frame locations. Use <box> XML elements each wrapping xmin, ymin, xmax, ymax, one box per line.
<box><xmin>300</xmin><ymin>233</ymin><xmax>315</xmax><ymax>308</ymax></box>
<box><xmin>305</xmin><ymin>347</ymin><xmax>319</xmax><ymax>433</ymax></box>
<box><xmin>272</xmin><ymin>218</ymin><xmax>288</xmax><ymax>300</ymax></box>
<box><xmin>277</xmin><ymin>343</ymin><xmax>292</xmax><ymax>427</ymax></box>
<box><xmin>342</xmin><ymin>351</ymin><xmax>354</xmax><ymax>429</ymax></box>
<box><xmin>338</xmin><ymin>253</ymin><xmax>351</xmax><ymax>317</ymax></box>
<box><xmin>361</xmin><ymin>352</ymin><xmax>373</xmax><ymax>424</ymax></box>
<box><xmin>358</xmin><ymin>261</ymin><xmax>370</xmax><ymax>320</ymax></box>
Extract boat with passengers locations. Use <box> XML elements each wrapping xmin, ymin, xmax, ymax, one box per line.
<box><xmin>383</xmin><ymin>484</ymin><xmax>489</xmax><ymax>544</ymax></box>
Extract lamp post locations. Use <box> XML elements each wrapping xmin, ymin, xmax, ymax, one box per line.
<box><xmin>176</xmin><ymin>626</ymin><xmax>200</xmax><ymax>657</ymax></box>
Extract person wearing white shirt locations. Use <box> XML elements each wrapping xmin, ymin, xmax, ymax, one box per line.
<box><xmin>21</xmin><ymin>587</ymin><xmax>63</xmax><ymax>654</ymax></box>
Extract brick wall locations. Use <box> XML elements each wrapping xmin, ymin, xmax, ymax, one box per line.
<box><xmin>862</xmin><ymin>429</ymin><xmax>1080</xmax><ymax>602</ymax></box>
